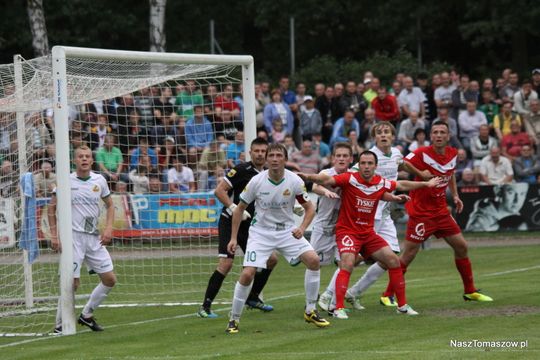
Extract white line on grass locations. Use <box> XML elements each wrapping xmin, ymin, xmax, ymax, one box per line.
<box><xmin>483</xmin><ymin>264</ymin><xmax>540</xmax><ymax>277</ymax></box>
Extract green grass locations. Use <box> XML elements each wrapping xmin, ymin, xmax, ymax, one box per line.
<box><xmin>1</xmin><ymin>244</ymin><xmax>539</xmax><ymax>359</ymax></box>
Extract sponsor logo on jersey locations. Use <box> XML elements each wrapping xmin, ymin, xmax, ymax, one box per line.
<box><xmin>283</xmin><ymin>189</ymin><xmax>291</xmax><ymax>196</ymax></box>
<box><xmin>227</xmin><ymin>169</ymin><xmax>237</xmax><ymax>177</ymax></box>
<box><xmin>92</xmin><ymin>185</ymin><xmax>100</xmax><ymax>192</ymax></box>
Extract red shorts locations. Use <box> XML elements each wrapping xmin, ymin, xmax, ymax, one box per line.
<box><xmin>336</xmin><ymin>232</ymin><xmax>389</xmax><ymax>259</ymax></box>
<box><xmin>406</xmin><ymin>214</ymin><xmax>461</xmax><ymax>243</ymax></box>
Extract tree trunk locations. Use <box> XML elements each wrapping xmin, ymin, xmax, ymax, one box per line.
<box><xmin>149</xmin><ymin>0</ymin><xmax>167</xmax><ymax>52</ymax></box>
<box><xmin>26</xmin><ymin>0</ymin><xmax>49</xmax><ymax>56</ymax></box>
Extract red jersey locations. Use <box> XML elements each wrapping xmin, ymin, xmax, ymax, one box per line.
<box><xmin>333</xmin><ymin>172</ymin><xmax>396</xmax><ymax>236</ymax></box>
<box><xmin>213</xmin><ymin>95</ymin><xmax>240</xmax><ymax>112</ymax></box>
<box><xmin>404</xmin><ymin>145</ymin><xmax>457</xmax><ymax>217</ymax></box>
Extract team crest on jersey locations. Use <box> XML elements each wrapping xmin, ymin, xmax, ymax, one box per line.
<box><xmin>341</xmin><ymin>235</ymin><xmax>354</xmax><ymax>247</ymax></box>
<box><xmin>92</xmin><ymin>185</ymin><xmax>100</xmax><ymax>192</ymax></box>
<box><xmin>415</xmin><ymin>223</ymin><xmax>425</xmax><ymax>236</ymax></box>
<box><xmin>283</xmin><ymin>189</ymin><xmax>291</xmax><ymax>196</ymax></box>
<box><xmin>227</xmin><ymin>169</ymin><xmax>237</xmax><ymax>178</ymax></box>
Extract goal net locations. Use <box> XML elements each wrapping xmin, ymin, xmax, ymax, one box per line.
<box><xmin>0</xmin><ymin>47</ymin><xmax>256</xmax><ymax>336</ymax></box>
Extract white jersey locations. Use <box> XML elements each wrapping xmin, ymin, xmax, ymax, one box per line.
<box><xmin>312</xmin><ymin>167</ymin><xmax>341</xmax><ymax>233</ymax></box>
<box><xmin>69</xmin><ymin>172</ymin><xmax>110</xmax><ymax>234</ymax></box>
<box><xmin>167</xmin><ymin>166</ymin><xmax>194</xmax><ymax>192</ymax></box>
<box><xmin>240</xmin><ymin>169</ymin><xmax>308</xmax><ymax>231</ymax></box>
<box><xmin>352</xmin><ymin>146</ymin><xmax>403</xmax><ymax>220</ymax></box>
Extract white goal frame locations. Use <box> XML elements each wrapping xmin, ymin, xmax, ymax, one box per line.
<box><xmin>51</xmin><ymin>46</ymin><xmax>257</xmax><ymax>335</ymax></box>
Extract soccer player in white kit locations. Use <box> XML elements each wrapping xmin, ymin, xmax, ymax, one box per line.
<box><xmin>49</xmin><ymin>146</ymin><xmax>116</xmax><ymax>333</ymax></box>
<box><xmin>226</xmin><ymin>143</ymin><xmax>329</xmax><ymax>333</ymax></box>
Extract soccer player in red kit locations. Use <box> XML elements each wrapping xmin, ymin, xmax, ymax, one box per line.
<box><xmin>381</xmin><ymin>120</ymin><xmax>493</xmax><ymax>303</ymax></box>
<box><xmin>299</xmin><ymin>151</ymin><xmax>441</xmax><ymax>319</ymax></box>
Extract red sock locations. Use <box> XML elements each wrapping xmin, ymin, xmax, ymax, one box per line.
<box><xmin>388</xmin><ymin>267</ymin><xmax>406</xmax><ymax>307</ymax></box>
<box><xmin>455</xmin><ymin>257</ymin><xmax>476</xmax><ymax>294</ymax></box>
<box><xmin>335</xmin><ymin>269</ymin><xmax>351</xmax><ymax>309</ymax></box>
<box><xmin>382</xmin><ymin>261</ymin><xmax>407</xmax><ymax>297</ymax></box>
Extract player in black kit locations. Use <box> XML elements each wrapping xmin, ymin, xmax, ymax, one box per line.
<box><xmin>197</xmin><ymin>137</ymin><xmax>278</xmax><ymax>318</ymax></box>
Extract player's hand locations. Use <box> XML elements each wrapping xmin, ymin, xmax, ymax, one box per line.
<box><xmin>227</xmin><ymin>239</ymin><xmax>237</xmax><ymax>254</ymax></box>
<box><xmin>100</xmin><ymin>228</ymin><xmax>113</xmax><ymax>245</ymax></box>
<box><xmin>393</xmin><ymin>194</ymin><xmax>411</xmax><ymax>203</ymax></box>
<box><xmin>324</xmin><ymin>190</ymin><xmax>339</xmax><ymax>199</ymax></box>
<box><xmin>296</xmin><ymin>173</ymin><xmax>308</xmax><ymax>182</ymax></box>
<box><xmin>426</xmin><ymin>176</ymin><xmax>443</xmax><ymax>188</ymax></box>
<box><xmin>50</xmin><ymin>235</ymin><xmax>61</xmax><ymax>252</ymax></box>
<box><xmin>419</xmin><ymin>170</ymin><xmax>434</xmax><ymax>180</ymax></box>
<box><xmin>291</xmin><ymin>227</ymin><xmax>304</xmax><ymax>239</ymax></box>
<box><xmin>293</xmin><ymin>206</ymin><xmax>305</xmax><ymax>217</ymax></box>
<box><xmin>454</xmin><ymin>196</ymin><xmax>464</xmax><ymax>214</ymax></box>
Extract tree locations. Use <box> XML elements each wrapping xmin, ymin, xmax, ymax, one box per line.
<box><xmin>26</xmin><ymin>0</ymin><xmax>49</xmax><ymax>56</ymax></box>
<box><xmin>149</xmin><ymin>0</ymin><xmax>167</xmax><ymax>52</ymax></box>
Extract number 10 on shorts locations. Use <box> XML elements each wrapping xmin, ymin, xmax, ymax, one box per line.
<box><xmin>246</xmin><ymin>251</ymin><xmax>256</xmax><ymax>262</ymax></box>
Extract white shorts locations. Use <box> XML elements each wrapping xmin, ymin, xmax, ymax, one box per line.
<box><xmin>310</xmin><ymin>227</ymin><xmax>339</xmax><ymax>265</ymax></box>
<box><xmin>72</xmin><ymin>231</ymin><xmax>114</xmax><ymax>278</ymax></box>
<box><xmin>374</xmin><ymin>217</ymin><xmax>400</xmax><ymax>253</ymax></box>
<box><xmin>244</xmin><ymin>227</ymin><xmax>314</xmax><ymax>268</ymax></box>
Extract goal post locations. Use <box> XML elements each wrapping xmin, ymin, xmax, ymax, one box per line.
<box><xmin>0</xmin><ymin>46</ymin><xmax>257</xmax><ymax>337</ymax></box>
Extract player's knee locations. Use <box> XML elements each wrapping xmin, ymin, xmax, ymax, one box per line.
<box><xmin>239</xmin><ymin>267</ymin><xmax>256</xmax><ymax>285</ymax></box>
<box><xmin>101</xmin><ymin>273</ymin><xmax>117</xmax><ymax>287</ymax></box>
<box><xmin>267</xmin><ymin>254</ymin><xmax>278</xmax><ymax>269</ymax></box>
<box><xmin>217</xmin><ymin>259</ymin><xmax>234</xmax><ymax>274</ymax></box>
<box><xmin>301</xmin><ymin>251</ymin><xmax>320</xmax><ymax>270</ymax></box>
<box><xmin>385</xmin><ymin>254</ymin><xmax>401</xmax><ymax>269</ymax></box>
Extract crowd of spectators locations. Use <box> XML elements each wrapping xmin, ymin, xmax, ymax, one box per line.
<box><xmin>2</xmin><ymin>67</ymin><xmax>540</xmax><ymax>200</ymax></box>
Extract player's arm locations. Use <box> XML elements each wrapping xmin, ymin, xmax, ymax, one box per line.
<box><xmin>298</xmin><ymin>172</ymin><xmax>336</xmax><ymax>187</ymax></box>
<box><xmin>47</xmin><ymin>193</ymin><xmax>60</xmax><ymax>252</ymax></box>
<box><xmin>101</xmin><ymin>195</ymin><xmax>114</xmax><ymax>245</ymax></box>
<box><xmin>214</xmin><ymin>178</ymin><xmax>250</xmax><ymax>220</ymax></box>
<box><xmin>292</xmin><ymin>199</ymin><xmax>315</xmax><ymax>240</ymax></box>
<box><xmin>395</xmin><ymin>176</ymin><xmax>442</xmax><ymax>191</ymax></box>
<box><xmin>312</xmin><ymin>183</ymin><xmax>339</xmax><ymax>199</ymax></box>
<box><xmin>227</xmin><ymin>200</ymin><xmax>248</xmax><ymax>254</ymax></box>
<box><xmin>448</xmin><ymin>173</ymin><xmax>463</xmax><ymax>213</ymax></box>
<box><xmin>382</xmin><ymin>192</ymin><xmax>410</xmax><ymax>203</ymax></box>
<box><xmin>400</xmin><ymin>160</ymin><xmax>433</xmax><ymax>180</ymax></box>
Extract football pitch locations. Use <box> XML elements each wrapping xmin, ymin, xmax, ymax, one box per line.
<box><xmin>1</xmin><ymin>243</ymin><xmax>539</xmax><ymax>359</ymax></box>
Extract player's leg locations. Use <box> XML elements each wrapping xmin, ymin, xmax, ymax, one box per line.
<box><xmin>309</xmin><ymin>229</ymin><xmax>337</xmax><ymax>311</ymax></box>
<box><xmin>380</xmin><ymin>239</ymin><xmax>421</xmax><ymax>301</ymax></box>
<box><xmin>200</xmin><ymin>218</ymin><xmax>236</xmax><ymax>318</ymax></box>
<box><xmin>246</xmin><ymin>252</ymin><xmax>278</xmax><ymax>311</ymax></box>
<box><xmin>334</xmin><ymin>252</ymin><xmax>356</xmax><ymax>316</ymax></box>
<box><xmin>444</xmin><ymin>232</ymin><xmax>493</xmax><ymax>301</ymax></box>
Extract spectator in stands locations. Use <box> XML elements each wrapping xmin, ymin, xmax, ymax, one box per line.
<box><xmin>203</xmin><ymin>84</ymin><xmax>218</xmax><ymax>122</ymax></box>
<box><xmin>291</xmin><ymin>139</ymin><xmax>322</xmax><ymax>175</ymax></box>
<box><xmin>524</xmin><ymin>99</ymin><xmax>540</xmax><ymax>149</ymax></box>
<box><xmin>311</xmin><ymin>132</ymin><xmax>331</xmax><ymax>167</ymax></box>
<box><xmin>263</xmin><ymin>90</ymin><xmax>294</xmax><ymax>137</ymax></box>
<box><xmin>347</xmin><ymin>129</ymin><xmax>364</xmax><ymax>164</ymax></box>
<box><xmin>168</xmin><ymin>156</ymin><xmax>196</xmax><ymax>193</ymax></box>
<box><xmin>493</xmin><ymin>101</ymin><xmax>522</xmax><ymax>140</ymax></box>
<box><xmin>259</xmin><ymin>81</ymin><xmax>271</xmax><ymax>106</ymax></box>
<box><xmin>226</xmin><ymin>131</ymin><xmax>245</xmax><ymax>168</ymax></box>
<box><xmin>340</xmin><ymin>80</ymin><xmax>366</xmax><ymax>121</ymax></box>
<box><xmin>96</xmin><ymin>134</ymin><xmax>125</xmax><ymax>184</ymax></box>
<box><xmin>176</xmin><ymin>80</ymin><xmax>204</xmax><ymax>118</ymax></box>
<box><xmin>299</xmin><ymin>95</ymin><xmax>322</xmax><ymax>139</ymax></box>
<box><xmin>450</xmin><ymin>74</ymin><xmax>477</xmax><ymax>120</ymax></box>
<box><xmin>330</xmin><ymin>109</ymin><xmax>360</xmax><ymax>148</ymax></box>
<box><xmin>416</xmin><ymin>72</ymin><xmax>436</xmax><ymax>121</ymax></box>
<box><xmin>118</xmin><ymin>109</ymin><xmax>145</xmax><ymax>154</ymax></box>
<box><xmin>513</xmin><ymin>144</ymin><xmax>540</xmax><ymax>184</ymax></box>
<box><xmin>316</xmin><ymin>86</ymin><xmax>340</xmax><ymax>144</ymax></box>
<box><xmin>198</xmin><ymin>140</ymin><xmax>227</xmax><ymax>191</ymax></box>
<box><xmin>185</xmin><ymin>105</ymin><xmax>214</xmax><ymax>164</ymax></box>
<box><xmin>72</xmin><ymin>120</ymin><xmax>99</xmax><ymax>151</ymax></box>
<box><xmin>455</xmin><ymin>148</ymin><xmax>474</xmax><ymax>182</ymax></box>
<box><xmin>255</xmin><ymin>83</ymin><xmax>266</xmax><ymax>128</ymax></box>
<box><xmin>91</xmin><ymin>114</ymin><xmax>112</xmax><ymax>149</ymax></box>
<box><xmin>457</xmin><ymin>168</ymin><xmax>478</xmax><ymax>187</ymax></box>
<box><xmin>270</xmin><ymin>117</ymin><xmax>286</xmax><ymax>143</ymax></box>
<box><xmin>513</xmin><ymin>79</ymin><xmax>538</xmax><ymax>116</ymax></box>
<box><xmin>283</xmin><ymin>134</ymin><xmax>299</xmax><ymax>158</ymax></box>
<box><xmin>359</xmin><ymin>108</ymin><xmax>377</xmax><ymax>147</ymax></box>
<box><xmin>409</xmin><ymin>128</ymin><xmax>430</xmax><ymax>152</ymax></box>
<box><xmin>151</xmin><ymin>109</ymin><xmax>177</xmax><ymax>146</ymax></box>
<box><xmin>218</xmin><ymin>110</ymin><xmax>242</xmax><ymax>141</ymax></box>
<box><xmin>0</xmin><ymin>159</ymin><xmax>17</xmax><ymax>198</ymax></box>
<box><xmin>157</xmin><ymin>136</ymin><xmax>178</xmax><ymax>175</ymax></box>
<box><xmin>390</xmin><ymin>80</ymin><xmax>402</xmax><ymax>97</ymax></box>
<box><xmin>458</xmin><ymin>101</ymin><xmax>488</xmax><ymax>149</ymax></box>
<box><xmin>398</xmin><ymin>111</ymin><xmax>425</xmax><ymax>149</ymax></box>
<box><xmin>314</xmin><ymin>83</ymin><xmax>325</xmax><ymax>99</ymax></box>
<box><xmin>479</xmin><ymin>147</ymin><xmax>513</xmax><ymax>185</ymax></box>
<box><xmin>134</xmin><ymin>87</ymin><xmax>155</xmax><ymax>128</ymax></box>
<box><xmin>398</xmin><ymin>76</ymin><xmax>426</xmax><ymax>119</ymax></box>
<box><xmin>478</xmin><ymin>89</ymin><xmax>499</xmax><ymax>127</ymax></box>
<box><xmin>129</xmin><ymin>164</ymin><xmax>150</xmax><ymax>194</ymax></box>
<box><xmin>471</xmin><ymin>124</ymin><xmax>499</xmax><ymax>169</ymax></box>
<box><xmin>532</xmin><ymin>69</ymin><xmax>540</xmax><ymax>94</ymax></box>
<box><xmin>363</xmin><ymin>77</ymin><xmax>380</xmax><ymax>105</ymax></box>
<box><xmin>148</xmin><ymin>172</ymin><xmax>163</xmax><ymax>193</ymax></box>
<box><xmin>334</xmin><ymin>82</ymin><xmax>345</xmax><ymax>113</ymax></box>
<box><xmin>295</xmin><ymin>82</ymin><xmax>307</xmax><ymax>111</ymax></box>
<box><xmin>257</xmin><ymin>129</ymin><xmax>269</xmax><ymax>141</ymax></box>
<box><xmin>279</xmin><ymin>76</ymin><xmax>297</xmax><ymax>110</ymax></box>
<box><xmin>214</xmin><ymin>84</ymin><xmax>241</xmax><ymax>120</ymax></box>
<box><xmin>28</xmin><ymin>112</ymin><xmax>52</xmax><ymax>162</ymax></box>
<box><xmin>129</xmin><ymin>137</ymin><xmax>158</xmax><ymax>172</ymax></box>
<box><xmin>434</xmin><ymin>71</ymin><xmax>456</xmax><ymax>109</ymax></box>
<box><xmin>34</xmin><ymin>161</ymin><xmax>56</xmax><ymax>197</ymax></box>
<box><xmin>153</xmin><ymin>86</ymin><xmax>175</xmax><ymax>116</ymax></box>
<box><xmin>499</xmin><ymin>72</ymin><xmax>520</xmax><ymax>103</ymax></box>
<box><xmin>371</xmin><ymin>87</ymin><xmax>400</xmax><ymax>123</ymax></box>
<box><xmin>501</xmin><ymin>120</ymin><xmax>533</xmax><ymax>161</ymax></box>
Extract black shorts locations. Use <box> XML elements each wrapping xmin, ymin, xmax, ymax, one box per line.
<box><xmin>218</xmin><ymin>215</ymin><xmax>250</xmax><ymax>259</ymax></box>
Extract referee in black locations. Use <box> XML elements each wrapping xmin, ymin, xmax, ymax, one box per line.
<box><xmin>198</xmin><ymin>137</ymin><xmax>278</xmax><ymax>318</ymax></box>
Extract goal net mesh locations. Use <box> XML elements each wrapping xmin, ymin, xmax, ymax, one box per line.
<box><xmin>0</xmin><ymin>53</ymin><xmax>247</xmax><ymax>336</ymax></box>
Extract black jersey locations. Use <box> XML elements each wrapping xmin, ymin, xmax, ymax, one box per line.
<box><xmin>221</xmin><ymin>161</ymin><xmax>263</xmax><ymax>219</ymax></box>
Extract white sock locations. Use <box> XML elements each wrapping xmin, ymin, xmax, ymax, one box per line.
<box><xmin>55</xmin><ymin>297</ymin><xmax>62</xmax><ymax>327</ymax></box>
<box><xmin>348</xmin><ymin>263</ymin><xmax>386</xmax><ymax>297</ymax></box>
<box><xmin>325</xmin><ymin>268</ymin><xmax>340</xmax><ymax>295</ymax></box>
<box><xmin>82</xmin><ymin>283</ymin><xmax>113</xmax><ymax>317</ymax></box>
<box><xmin>304</xmin><ymin>269</ymin><xmax>320</xmax><ymax>312</ymax></box>
<box><xmin>231</xmin><ymin>281</ymin><xmax>252</xmax><ymax>321</ymax></box>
